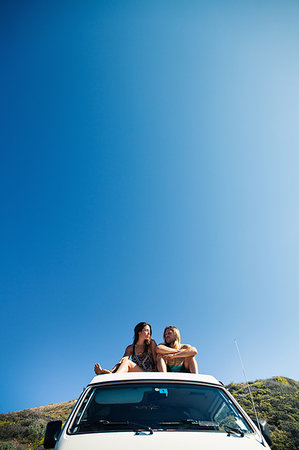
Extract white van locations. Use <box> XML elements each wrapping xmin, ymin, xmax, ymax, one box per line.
<box><xmin>44</xmin><ymin>372</ymin><xmax>272</xmax><ymax>449</ymax></box>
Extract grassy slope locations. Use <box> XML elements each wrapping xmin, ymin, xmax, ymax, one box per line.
<box><xmin>0</xmin><ymin>376</ymin><xmax>298</xmax><ymax>449</ymax></box>
<box><xmin>227</xmin><ymin>376</ymin><xmax>299</xmax><ymax>450</ymax></box>
<box><xmin>0</xmin><ymin>400</ymin><xmax>76</xmax><ymax>450</ymax></box>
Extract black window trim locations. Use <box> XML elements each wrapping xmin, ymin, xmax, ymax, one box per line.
<box><xmin>66</xmin><ymin>379</ymin><xmax>255</xmax><ymax>436</ymax></box>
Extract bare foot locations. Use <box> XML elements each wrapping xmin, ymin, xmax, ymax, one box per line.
<box><xmin>94</xmin><ymin>363</ymin><xmax>111</xmax><ymax>375</ymax></box>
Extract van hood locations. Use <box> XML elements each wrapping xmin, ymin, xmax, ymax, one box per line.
<box><xmin>56</xmin><ymin>430</ymin><xmax>269</xmax><ymax>450</ymax></box>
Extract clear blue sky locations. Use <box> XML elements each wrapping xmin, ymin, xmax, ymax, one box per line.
<box><xmin>1</xmin><ymin>0</ymin><xmax>299</xmax><ymax>413</ymax></box>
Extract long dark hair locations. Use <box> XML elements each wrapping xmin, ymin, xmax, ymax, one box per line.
<box><xmin>133</xmin><ymin>322</ymin><xmax>152</xmax><ymax>354</ymax></box>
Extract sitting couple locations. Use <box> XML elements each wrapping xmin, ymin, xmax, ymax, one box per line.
<box><xmin>94</xmin><ymin>322</ymin><xmax>198</xmax><ymax>375</ymax></box>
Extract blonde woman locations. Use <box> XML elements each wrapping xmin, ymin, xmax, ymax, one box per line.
<box><xmin>156</xmin><ymin>326</ymin><xmax>198</xmax><ymax>373</ymax></box>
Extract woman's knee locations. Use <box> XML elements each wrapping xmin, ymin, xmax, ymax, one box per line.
<box><xmin>127</xmin><ymin>360</ymin><xmax>135</xmax><ymax>368</ymax></box>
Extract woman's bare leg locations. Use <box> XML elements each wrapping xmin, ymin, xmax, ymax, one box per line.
<box><xmin>157</xmin><ymin>354</ymin><xmax>167</xmax><ymax>372</ymax></box>
<box><xmin>114</xmin><ymin>359</ymin><xmax>143</xmax><ymax>373</ymax></box>
<box><xmin>94</xmin><ymin>363</ymin><xmax>111</xmax><ymax>375</ymax></box>
<box><xmin>184</xmin><ymin>356</ymin><xmax>198</xmax><ymax>374</ymax></box>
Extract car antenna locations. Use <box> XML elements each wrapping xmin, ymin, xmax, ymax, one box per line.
<box><xmin>234</xmin><ymin>339</ymin><xmax>266</xmax><ymax>447</ymax></box>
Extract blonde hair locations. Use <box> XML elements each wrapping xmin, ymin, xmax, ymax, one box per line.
<box><xmin>163</xmin><ymin>326</ymin><xmax>181</xmax><ymax>349</ymax></box>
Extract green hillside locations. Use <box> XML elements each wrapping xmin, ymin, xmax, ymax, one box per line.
<box><xmin>0</xmin><ymin>400</ymin><xmax>76</xmax><ymax>450</ymax></box>
<box><xmin>0</xmin><ymin>376</ymin><xmax>298</xmax><ymax>449</ymax></box>
<box><xmin>227</xmin><ymin>376</ymin><xmax>299</xmax><ymax>449</ymax></box>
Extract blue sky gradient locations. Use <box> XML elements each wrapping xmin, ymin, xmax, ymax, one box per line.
<box><xmin>1</xmin><ymin>1</ymin><xmax>299</xmax><ymax>413</ymax></box>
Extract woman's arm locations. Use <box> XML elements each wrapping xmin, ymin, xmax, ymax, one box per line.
<box><xmin>123</xmin><ymin>344</ymin><xmax>133</xmax><ymax>358</ymax></box>
<box><xmin>110</xmin><ymin>345</ymin><xmax>133</xmax><ymax>372</ymax></box>
<box><xmin>150</xmin><ymin>340</ymin><xmax>157</xmax><ymax>365</ymax></box>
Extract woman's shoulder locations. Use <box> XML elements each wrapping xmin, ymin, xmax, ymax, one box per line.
<box><xmin>124</xmin><ymin>344</ymin><xmax>134</xmax><ymax>355</ymax></box>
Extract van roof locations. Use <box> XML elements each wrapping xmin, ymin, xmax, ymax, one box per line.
<box><xmin>88</xmin><ymin>372</ymin><xmax>222</xmax><ymax>386</ymax></box>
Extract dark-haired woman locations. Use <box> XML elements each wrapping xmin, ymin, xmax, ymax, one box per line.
<box><xmin>94</xmin><ymin>322</ymin><xmax>157</xmax><ymax>374</ymax></box>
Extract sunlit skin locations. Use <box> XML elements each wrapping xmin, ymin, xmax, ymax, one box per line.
<box><xmin>94</xmin><ymin>325</ymin><xmax>156</xmax><ymax>374</ymax></box>
<box><xmin>164</xmin><ymin>328</ymin><xmax>176</xmax><ymax>345</ymax></box>
<box><xmin>156</xmin><ymin>327</ymin><xmax>198</xmax><ymax>373</ymax></box>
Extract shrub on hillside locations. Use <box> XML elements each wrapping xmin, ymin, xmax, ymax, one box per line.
<box><xmin>228</xmin><ymin>377</ymin><xmax>299</xmax><ymax>450</ymax></box>
<box><xmin>0</xmin><ymin>443</ymin><xmax>22</xmax><ymax>450</ymax></box>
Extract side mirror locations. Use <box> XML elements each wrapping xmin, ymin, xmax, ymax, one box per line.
<box><xmin>43</xmin><ymin>420</ymin><xmax>62</xmax><ymax>449</ymax></box>
<box><xmin>252</xmin><ymin>418</ymin><xmax>272</xmax><ymax>447</ymax></box>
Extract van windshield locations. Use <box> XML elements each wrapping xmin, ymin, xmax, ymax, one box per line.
<box><xmin>69</xmin><ymin>382</ymin><xmax>253</xmax><ymax>434</ymax></box>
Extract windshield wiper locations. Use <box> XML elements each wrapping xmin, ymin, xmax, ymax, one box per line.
<box><xmin>224</xmin><ymin>425</ymin><xmax>244</xmax><ymax>437</ymax></box>
<box><xmin>124</xmin><ymin>421</ymin><xmax>153</xmax><ymax>434</ymax></box>
<box><xmin>74</xmin><ymin>420</ymin><xmax>153</xmax><ymax>434</ymax></box>
<box><xmin>159</xmin><ymin>420</ymin><xmax>219</xmax><ymax>430</ymax></box>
